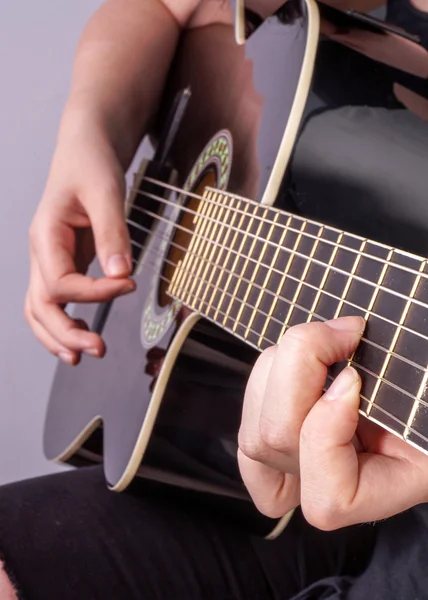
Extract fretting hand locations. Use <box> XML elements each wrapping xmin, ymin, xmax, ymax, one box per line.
<box><xmin>238</xmin><ymin>315</ymin><xmax>428</xmax><ymax>529</ymax></box>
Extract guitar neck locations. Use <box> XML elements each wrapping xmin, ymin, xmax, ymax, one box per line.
<box><xmin>168</xmin><ymin>189</ymin><xmax>428</xmax><ymax>453</ymax></box>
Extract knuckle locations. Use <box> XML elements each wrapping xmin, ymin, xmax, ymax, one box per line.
<box><xmin>259</xmin><ymin>418</ymin><xmax>294</xmax><ymax>455</ymax></box>
<box><xmin>280</xmin><ymin>323</ymin><xmax>313</xmax><ymax>350</ymax></box>
<box><xmin>301</xmin><ymin>494</ymin><xmax>344</xmax><ymax>531</ymax></box>
<box><xmin>238</xmin><ymin>429</ymin><xmax>266</xmax><ymax>462</ymax></box>
<box><xmin>45</xmin><ymin>282</ymin><xmax>64</xmax><ymax>305</ymax></box>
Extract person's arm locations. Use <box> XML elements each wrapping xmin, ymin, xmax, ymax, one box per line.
<box><xmin>26</xmin><ymin>0</ymin><xmax>201</xmax><ymax>365</ymax></box>
<box><xmin>65</xmin><ymin>0</ymin><xmax>200</xmax><ymax>169</ymax></box>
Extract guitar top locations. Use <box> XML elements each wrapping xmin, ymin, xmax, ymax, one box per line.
<box><xmin>43</xmin><ymin>0</ymin><xmax>428</xmax><ymax>538</ymax></box>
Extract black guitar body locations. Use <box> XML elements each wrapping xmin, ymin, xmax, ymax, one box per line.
<box><xmin>44</xmin><ymin>0</ymin><xmax>428</xmax><ymax>537</ymax></box>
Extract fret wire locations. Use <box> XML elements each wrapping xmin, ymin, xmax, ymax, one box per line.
<box><xmin>131</xmin><ymin>236</ymin><xmax>428</xmax><ymax>389</ymax></box>
<box><xmin>222</xmin><ymin>205</ymin><xmax>258</xmax><ymax>327</ymax></box>
<box><xmin>134</xmin><ymin>183</ymin><xmax>428</xmax><ymax>284</ymax></box>
<box><xmin>406</xmin><ymin>369</ymin><xmax>428</xmax><ymax>439</ymax></box>
<box><xmin>360</xmin><ymin>403</ymin><xmax>428</xmax><ymax>449</ymax></box>
<box><xmin>169</xmin><ymin>250</ymin><xmax>186</xmax><ymax>301</ymax></box>
<box><xmin>233</xmin><ymin>206</ymin><xmax>271</xmax><ymax>334</ymax></box>
<box><xmin>211</xmin><ymin>198</ymin><xmax>246</xmax><ymax>320</ymax></box>
<box><xmin>168</xmin><ymin>264</ymin><xmax>428</xmax><ymax>416</ymax></box>
<box><xmin>291</xmin><ymin>224</ymin><xmax>324</xmax><ymax>328</ymax></box>
<box><xmin>132</xmin><ymin>255</ymin><xmax>428</xmax><ymax>449</ymax></box>
<box><xmin>128</xmin><ymin>208</ymin><xmax>428</xmax><ymax>346</ymax></box>
<box><xmin>214</xmin><ymin>201</ymin><xmax>251</xmax><ymax>322</ymax></box>
<box><xmin>362</xmin><ymin>248</ymin><xmax>395</xmax><ymax>411</ymax></box>
<box><xmin>186</xmin><ymin>190</ymin><xmax>217</xmax><ymax>307</ymax></box>
<box><xmin>308</xmin><ymin>231</ymin><xmax>343</xmax><ymax>322</ymax></box>
<box><xmin>185</xmin><ymin>190</ymin><xmax>215</xmax><ymax>307</ymax></box>
<box><xmin>350</xmin><ymin>246</ymin><xmax>390</xmax><ymax>381</ymax></box>
<box><xmin>335</xmin><ymin>241</ymin><xmax>367</xmax><ymax>320</ymax></box>
<box><xmin>131</xmin><ymin>220</ymin><xmax>428</xmax><ymax>371</ymax></box>
<box><xmin>366</xmin><ymin>252</ymin><xmax>419</xmax><ymax>416</ymax></box>
<box><xmin>132</xmin><ymin>195</ymin><xmax>428</xmax><ymax>312</ymax></box>
<box><xmin>171</xmin><ymin>190</ymin><xmax>207</xmax><ymax>303</ymax></box>
<box><xmin>191</xmin><ymin>192</ymin><xmax>225</xmax><ymax>311</ymax></box>
<box><xmin>402</xmin><ymin>261</ymin><xmax>428</xmax><ymax>437</ymax></box>
<box><xmin>198</xmin><ymin>194</ymin><xmax>237</xmax><ymax>313</ymax></box>
<box><xmin>277</xmin><ymin>221</ymin><xmax>307</xmax><ymax>341</ymax></box>
<box><xmin>245</xmin><ymin>212</ymin><xmax>281</xmax><ymax>339</ymax></box>
<box><xmin>258</xmin><ymin>216</ymin><xmax>293</xmax><ymax>346</ymax></box>
<box><xmin>175</xmin><ymin>258</ymin><xmax>428</xmax><ymax>408</ymax></box>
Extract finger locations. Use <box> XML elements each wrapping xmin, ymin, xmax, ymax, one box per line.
<box><xmin>82</xmin><ymin>179</ymin><xmax>132</xmax><ymax>278</ymax></box>
<box><xmin>238</xmin><ymin>449</ymin><xmax>300</xmax><ymax>518</ymax></box>
<box><xmin>239</xmin><ymin>346</ymin><xmax>299</xmax><ymax>473</ymax></box>
<box><xmin>25</xmin><ymin>299</ymin><xmax>80</xmax><ymax>365</ymax></box>
<box><xmin>31</xmin><ymin>212</ymin><xmax>135</xmax><ymax>304</ymax></box>
<box><xmin>28</xmin><ymin>261</ymin><xmax>106</xmax><ymax>356</ymax></box>
<box><xmin>31</xmin><ymin>298</ymin><xmax>105</xmax><ymax>357</ymax></box>
<box><xmin>300</xmin><ymin>367</ymin><xmax>428</xmax><ymax>529</ymax></box>
<box><xmin>259</xmin><ymin>316</ymin><xmax>365</xmax><ymax>469</ymax></box>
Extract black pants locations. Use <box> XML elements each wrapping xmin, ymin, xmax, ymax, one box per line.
<box><xmin>0</xmin><ymin>465</ymin><xmax>427</xmax><ymax>600</ymax></box>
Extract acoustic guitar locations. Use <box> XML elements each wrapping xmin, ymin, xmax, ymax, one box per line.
<box><xmin>44</xmin><ymin>0</ymin><xmax>428</xmax><ymax>538</ymax></box>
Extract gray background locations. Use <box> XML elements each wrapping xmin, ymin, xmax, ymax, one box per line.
<box><xmin>0</xmin><ymin>0</ymin><xmax>104</xmax><ymax>484</ymax></box>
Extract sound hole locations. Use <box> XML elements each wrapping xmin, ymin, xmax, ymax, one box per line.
<box><xmin>158</xmin><ymin>168</ymin><xmax>218</xmax><ymax>307</ymax></box>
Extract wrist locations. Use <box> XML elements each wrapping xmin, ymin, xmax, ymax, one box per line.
<box><xmin>59</xmin><ymin>94</ymin><xmax>138</xmax><ymax>169</ymax></box>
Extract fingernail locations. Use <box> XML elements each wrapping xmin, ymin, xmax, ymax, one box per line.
<box><xmin>107</xmin><ymin>254</ymin><xmax>130</xmax><ymax>277</ymax></box>
<box><xmin>59</xmin><ymin>352</ymin><xmax>74</xmax><ymax>365</ymax></box>
<box><xmin>325</xmin><ymin>316</ymin><xmax>365</xmax><ymax>334</ymax></box>
<box><xmin>85</xmin><ymin>348</ymin><xmax>100</xmax><ymax>358</ymax></box>
<box><xmin>119</xmin><ymin>280</ymin><xmax>136</xmax><ymax>296</ymax></box>
<box><xmin>325</xmin><ymin>367</ymin><xmax>359</xmax><ymax>401</ymax></box>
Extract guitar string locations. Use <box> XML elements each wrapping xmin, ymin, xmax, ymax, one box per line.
<box><xmin>130</xmin><ymin>188</ymin><xmax>428</xmax><ymax>313</ymax></box>
<box><xmin>130</xmin><ymin>178</ymin><xmax>428</xmax><ymax>446</ymax></box>
<box><xmin>130</xmin><ymin>234</ymin><xmax>428</xmax><ymax>406</ymax></box>
<box><xmin>127</xmin><ymin>202</ymin><xmax>428</xmax><ymax>345</ymax></box>
<box><xmin>131</xmin><ymin>253</ymin><xmax>428</xmax><ymax>447</ymax></box>
<box><xmin>141</xmin><ymin>176</ymin><xmax>393</xmax><ymax>255</ymax></box>
<box><xmin>129</xmin><ymin>222</ymin><xmax>427</xmax><ymax>373</ymax></box>
<box><xmin>138</xmin><ymin>177</ymin><xmax>428</xmax><ymax>282</ymax></box>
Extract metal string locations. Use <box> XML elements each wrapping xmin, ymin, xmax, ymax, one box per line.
<box><xmin>127</xmin><ymin>201</ymin><xmax>428</xmax><ymax>345</ymax></box>
<box><xmin>130</xmin><ymin>187</ymin><xmax>428</xmax><ymax>313</ymax></box>
<box><xmin>129</xmin><ymin>252</ymin><xmax>428</xmax><ymax>449</ymax></box>
<box><xmin>129</xmin><ymin>229</ymin><xmax>428</xmax><ymax>407</ymax></box>
<box><xmin>139</xmin><ymin>177</ymin><xmax>428</xmax><ymax>282</ymax></box>
<box><xmin>128</xmin><ymin>221</ymin><xmax>427</xmax><ymax>372</ymax></box>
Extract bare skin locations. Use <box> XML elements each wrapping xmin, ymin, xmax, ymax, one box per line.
<box><xmin>0</xmin><ymin>563</ymin><xmax>17</xmax><ymax>600</ymax></box>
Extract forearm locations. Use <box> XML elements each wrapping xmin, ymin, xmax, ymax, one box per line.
<box><xmin>60</xmin><ymin>0</ymin><xmax>198</xmax><ymax>168</ymax></box>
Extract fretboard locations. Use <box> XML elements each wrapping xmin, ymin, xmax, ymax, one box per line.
<box><xmin>168</xmin><ymin>189</ymin><xmax>428</xmax><ymax>455</ymax></box>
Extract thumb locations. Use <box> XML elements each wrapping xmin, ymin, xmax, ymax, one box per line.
<box><xmin>300</xmin><ymin>366</ymin><xmax>362</xmax><ymax>529</ymax></box>
<box><xmin>84</xmin><ymin>180</ymin><xmax>132</xmax><ymax>279</ymax></box>
<box><xmin>300</xmin><ymin>368</ymin><xmax>428</xmax><ymax>529</ymax></box>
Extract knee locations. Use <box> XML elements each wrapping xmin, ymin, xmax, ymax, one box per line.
<box><xmin>0</xmin><ymin>562</ymin><xmax>17</xmax><ymax>599</ymax></box>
